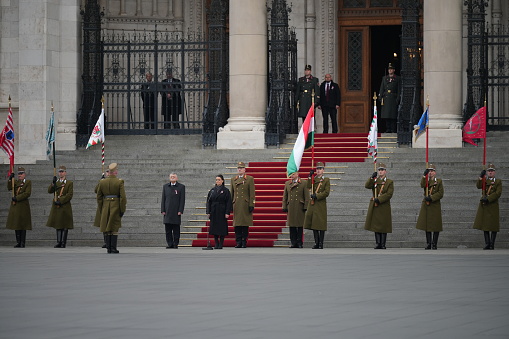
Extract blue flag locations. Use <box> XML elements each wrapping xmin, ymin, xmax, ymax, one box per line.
<box><xmin>414</xmin><ymin>106</ymin><xmax>429</xmax><ymax>142</ymax></box>
<box><xmin>45</xmin><ymin>111</ymin><xmax>55</xmax><ymax>155</ymax></box>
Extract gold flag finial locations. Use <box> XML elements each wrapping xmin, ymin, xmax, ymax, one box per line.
<box><xmin>101</xmin><ymin>96</ymin><xmax>105</xmax><ymax>106</ymax></box>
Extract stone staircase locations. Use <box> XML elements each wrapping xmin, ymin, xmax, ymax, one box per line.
<box><xmin>0</xmin><ymin>132</ymin><xmax>507</xmax><ymax>248</ymax></box>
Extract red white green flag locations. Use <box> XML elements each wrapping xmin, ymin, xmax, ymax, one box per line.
<box><xmin>287</xmin><ymin>105</ymin><xmax>314</xmax><ymax>176</ymax></box>
<box><xmin>367</xmin><ymin>104</ymin><xmax>378</xmax><ymax>163</ymax></box>
<box><xmin>86</xmin><ymin>108</ymin><xmax>105</xmax><ymax>149</ymax></box>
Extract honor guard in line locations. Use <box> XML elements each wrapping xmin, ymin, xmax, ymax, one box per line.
<box><xmin>303</xmin><ymin>162</ymin><xmax>330</xmax><ymax>249</ymax></box>
<box><xmin>94</xmin><ymin>168</ymin><xmax>110</xmax><ymax>248</ymax></box>
<box><xmin>473</xmin><ymin>164</ymin><xmax>502</xmax><ymax>250</ymax></box>
<box><xmin>46</xmin><ymin>165</ymin><xmax>74</xmax><ymax>248</ymax></box>
<box><xmin>96</xmin><ymin>163</ymin><xmax>127</xmax><ymax>253</ymax></box>
<box><xmin>6</xmin><ymin>167</ymin><xmax>32</xmax><ymax>248</ymax></box>
<box><xmin>378</xmin><ymin>63</ymin><xmax>401</xmax><ymax>133</ymax></box>
<box><xmin>231</xmin><ymin>162</ymin><xmax>255</xmax><ymax>248</ymax></box>
<box><xmin>295</xmin><ymin>65</ymin><xmax>320</xmax><ymax>120</ymax></box>
<box><xmin>364</xmin><ymin>163</ymin><xmax>394</xmax><ymax>249</ymax></box>
<box><xmin>282</xmin><ymin>171</ymin><xmax>309</xmax><ymax>248</ymax></box>
<box><xmin>415</xmin><ymin>164</ymin><xmax>444</xmax><ymax>250</ymax></box>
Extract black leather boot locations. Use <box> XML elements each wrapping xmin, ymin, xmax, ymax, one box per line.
<box><xmin>425</xmin><ymin>232</ymin><xmax>432</xmax><ymax>250</ymax></box>
<box><xmin>102</xmin><ymin>233</ymin><xmax>108</xmax><ymax>248</ymax></box>
<box><xmin>62</xmin><ymin>229</ymin><xmax>68</xmax><ymax>248</ymax></box>
<box><xmin>214</xmin><ymin>235</ymin><xmax>219</xmax><ymax>249</ymax></box>
<box><xmin>14</xmin><ymin>230</ymin><xmax>21</xmax><ymax>248</ymax></box>
<box><xmin>374</xmin><ymin>233</ymin><xmax>382</xmax><ymax>249</ymax></box>
<box><xmin>110</xmin><ymin>235</ymin><xmax>120</xmax><ymax>254</ymax></box>
<box><xmin>312</xmin><ymin>230</ymin><xmax>320</xmax><ymax>249</ymax></box>
<box><xmin>490</xmin><ymin>232</ymin><xmax>497</xmax><ymax>250</ymax></box>
<box><xmin>432</xmin><ymin>232</ymin><xmax>439</xmax><ymax>250</ymax></box>
<box><xmin>319</xmin><ymin>231</ymin><xmax>325</xmax><ymax>249</ymax></box>
<box><xmin>380</xmin><ymin>233</ymin><xmax>387</xmax><ymax>249</ymax></box>
<box><xmin>219</xmin><ymin>236</ymin><xmax>224</xmax><ymax>249</ymax></box>
<box><xmin>483</xmin><ymin>231</ymin><xmax>491</xmax><ymax>250</ymax></box>
<box><xmin>106</xmin><ymin>234</ymin><xmax>111</xmax><ymax>253</ymax></box>
<box><xmin>54</xmin><ymin>229</ymin><xmax>63</xmax><ymax>248</ymax></box>
<box><xmin>20</xmin><ymin>230</ymin><xmax>26</xmax><ymax>248</ymax></box>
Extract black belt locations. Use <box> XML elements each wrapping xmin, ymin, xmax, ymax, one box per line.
<box><xmin>104</xmin><ymin>195</ymin><xmax>120</xmax><ymax>199</ymax></box>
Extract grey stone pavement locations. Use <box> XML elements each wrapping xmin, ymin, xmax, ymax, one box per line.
<box><xmin>1</xmin><ymin>247</ymin><xmax>509</xmax><ymax>339</ymax></box>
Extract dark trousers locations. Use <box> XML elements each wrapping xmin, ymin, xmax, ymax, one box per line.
<box><xmin>165</xmin><ymin>224</ymin><xmax>180</xmax><ymax>247</ymax></box>
<box><xmin>289</xmin><ymin>227</ymin><xmax>303</xmax><ymax>247</ymax></box>
<box><xmin>385</xmin><ymin>118</ymin><xmax>397</xmax><ymax>133</ymax></box>
<box><xmin>163</xmin><ymin>100</ymin><xmax>180</xmax><ymax>129</ymax></box>
<box><xmin>321</xmin><ymin>106</ymin><xmax>338</xmax><ymax>133</ymax></box>
<box><xmin>234</xmin><ymin>226</ymin><xmax>249</xmax><ymax>244</ymax></box>
<box><xmin>143</xmin><ymin>106</ymin><xmax>155</xmax><ymax>129</ymax></box>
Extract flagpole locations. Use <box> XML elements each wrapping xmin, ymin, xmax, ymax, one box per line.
<box><xmin>8</xmin><ymin>96</ymin><xmax>14</xmax><ymax>202</ymax></box>
<box><xmin>101</xmin><ymin>96</ymin><xmax>105</xmax><ymax>174</ymax></box>
<box><xmin>51</xmin><ymin>101</ymin><xmax>58</xmax><ymax>204</ymax></box>
<box><xmin>482</xmin><ymin>97</ymin><xmax>487</xmax><ymax>195</ymax></box>
<box><xmin>310</xmin><ymin>90</ymin><xmax>315</xmax><ymax>206</ymax></box>
<box><xmin>372</xmin><ymin>93</ymin><xmax>378</xmax><ymax>199</ymax></box>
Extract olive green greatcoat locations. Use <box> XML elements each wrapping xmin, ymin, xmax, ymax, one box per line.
<box><xmin>473</xmin><ymin>177</ymin><xmax>502</xmax><ymax>232</ymax></box>
<box><xmin>364</xmin><ymin>177</ymin><xmax>394</xmax><ymax>233</ymax></box>
<box><xmin>46</xmin><ymin>180</ymin><xmax>74</xmax><ymax>229</ymax></box>
<box><xmin>96</xmin><ymin>175</ymin><xmax>127</xmax><ymax>233</ymax></box>
<box><xmin>282</xmin><ymin>178</ymin><xmax>309</xmax><ymax>227</ymax></box>
<box><xmin>6</xmin><ymin>179</ymin><xmax>32</xmax><ymax>230</ymax></box>
<box><xmin>231</xmin><ymin>174</ymin><xmax>255</xmax><ymax>227</ymax></box>
<box><xmin>379</xmin><ymin>75</ymin><xmax>401</xmax><ymax>119</ymax></box>
<box><xmin>416</xmin><ymin>176</ymin><xmax>444</xmax><ymax>232</ymax></box>
<box><xmin>93</xmin><ymin>179</ymin><xmax>103</xmax><ymax>227</ymax></box>
<box><xmin>303</xmin><ymin>175</ymin><xmax>330</xmax><ymax>231</ymax></box>
<box><xmin>295</xmin><ymin>75</ymin><xmax>320</xmax><ymax>118</ymax></box>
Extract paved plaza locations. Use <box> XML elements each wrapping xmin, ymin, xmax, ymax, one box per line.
<box><xmin>1</xmin><ymin>247</ymin><xmax>508</xmax><ymax>339</ymax></box>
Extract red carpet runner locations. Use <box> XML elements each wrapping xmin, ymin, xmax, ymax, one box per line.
<box><xmin>191</xmin><ymin>133</ymin><xmax>371</xmax><ymax>247</ymax></box>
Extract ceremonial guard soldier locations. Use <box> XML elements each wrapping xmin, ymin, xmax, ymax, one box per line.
<box><xmin>473</xmin><ymin>164</ymin><xmax>502</xmax><ymax>250</ymax></box>
<box><xmin>46</xmin><ymin>165</ymin><xmax>74</xmax><ymax>248</ymax></box>
<box><xmin>6</xmin><ymin>167</ymin><xmax>32</xmax><ymax>248</ymax></box>
<box><xmin>303</xmin><ymin>162</ymin><xmax>330</xmax><ymax>249</ymax></box>
<box><xmin>282</xmin><ymin>171</ymin><xmax>309</xmax><ymax>248</ymax></box>
<box><xmin>378</xmin><ymin>63</ymin><xmax>401</xmax><ymax>132</ymax></box>
<box><xmin>94</xmin><ymin>169</ymin><xmax>109</xmax><ymax>248</ymax></box>
<box><xmin>96</xmin><ymin>163</ymin><xmax>127</xmax><ymax>253</ymax></box>
<box><xmin>231</xmin><ymin>162</ymin><xmax>255</xmax><ymax>248</ymax></box>
<box><xmin>295</xmin><ymin>65</ymin><xmax>319</xmax><ymax>120</ymax></box>
<box><xmin>415</xmin><ymin>164</ymin><xmax>444</xmax><ymax>250</ymax></box>
<box><xmin>364</xmin><ymin>163</ymin><xmax>394</xmax><ymax>249</ymax></box>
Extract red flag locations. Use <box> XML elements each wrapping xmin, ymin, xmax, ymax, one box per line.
<box><xmin>0</xmin><ymin>105</ymin><xmax>15</xmax><ymax>175</ymax></box>
<box><xmin>462</xmin><ymin>107</ymin><xmax>486</xmax><ymax>146</ymax></box>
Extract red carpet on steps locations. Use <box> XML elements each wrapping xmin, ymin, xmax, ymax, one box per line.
<box><xmin>191</xmin><ymin>133</ymin><xmax>373</xmax><ymax>247</ymax></box>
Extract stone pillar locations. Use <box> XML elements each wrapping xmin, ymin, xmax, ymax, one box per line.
<box><xmin>415</xmin><ymin>0</ymin><xmax>463</xmax><ymax>148</ymax></box>
<box><xmin>217</xmin><ymin>0</ymin><xmax>267</xmax><ymax>149</ymax></box>
<box><xmin>305</xmin><ymin>0</ymin><xmax>316</xmax><ymax>68</ymax></box>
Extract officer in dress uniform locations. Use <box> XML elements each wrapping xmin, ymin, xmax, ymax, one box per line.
<box><xmin>282</xmin><ymin>171</ymin><xmax>309</xmax><ymax>248</ymax></box>
<box><xmin>6</xmin><ymin>167</ymin><xmax>32</xmax><ymax>248</ymax></box>
<box><xmin>415</xmin><ymin>164</ymin><xmax>444</xmax><ymax>250</ymax></box>
<box><xmin>96</xmin><ymin>163</ymin><xmax>127</xmax><ymax>253</ymax></box>
<box><xmin>231</xmin><ymin>162</ymin><xmax>255</xmax><ymax>248</ymax></box>
<box><xmin>364</xmin><ymin>163</ymin><xmax>394</xmax><ymax>249</ymax></box>
<box><xmin>94</xmin><ymin>169</ymin><xmax>109</xmax><ymax>248</ymax></box>
<box><xmin>303</xmin><ymin>162</ymin><xmax>330</xmax><ymax>249</ymax></box>
<box><xmin>473</xmin><ymin>164</ymin><xmax>502</xmax><ymax>250</ymax></box>
<box><xmin>378</xmin><ymin>63</ymin><xmax>401</xmax><ymax>133</ymax></box>
<box><xmin>295</xmin><ymin>65</ymin><xmax>320</xmax><ymax>120</ymax></box>
<box><xmin>46</xmin><ymin>165</ymin><xmax>74</xmax><ymax>248</ymax></box>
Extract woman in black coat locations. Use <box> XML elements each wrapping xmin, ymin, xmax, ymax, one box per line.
<box><xmin>206</xmin><ymin>175</ymin><xmax>232</xmax><ymax>249</ymax></box>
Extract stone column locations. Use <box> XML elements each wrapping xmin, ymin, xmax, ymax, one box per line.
<box><xmin>217</xmin><ymin>0</ymin><xmax>267</xmax><ymax>149</ymax></box>
<box><xmin>415</xmin><ymin>0</ymin><xmax>463</xmax><ymax>148</ymax></box>
<box><xmin>305</xmin><ymin>0</ymin><xmax>316</xmax><ymax>68</ymax></box>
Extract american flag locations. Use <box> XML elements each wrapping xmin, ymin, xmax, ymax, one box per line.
<box><xmin>0</xmin><ymin>105</ymin><xmax>15</xmax><ymax>175</ymax></box>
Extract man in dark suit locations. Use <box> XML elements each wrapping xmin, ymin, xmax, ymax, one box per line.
<box><xmin>161</xmin><ymin>70</ymin><xmax>182</xmax><ymax>129</ymax></box>
<box><xmin>161</xmin><ymin>172</ymin><xmax>186</xmax><ymax>249</ymax></box>
<box><xmin>318</xmin><ymin>74</ymin><xmax>341</xmax><ymax>133</ymax></box>
<box><xmin>141</xmin><ymin>72</ymin><xmax>156</xmax><ymax>129</ymax></box>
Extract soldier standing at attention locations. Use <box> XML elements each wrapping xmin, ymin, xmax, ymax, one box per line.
<box><xmin>46</xmin><ymin>165</ymin><xmax>74</xmax><ymax>248</ymax></box>
<box><xmin>473</xmin><ymin>164</ymin><xmax>502</xmax><ymax>250</ymax></box>
<box><xmin>161</xmin><ymin>172</ymin><xmax>186</xmax><ymax>249</ymax></box>
<box><xmin>94</xmin><ymin>169</ymin><xmax>109</xmax><ymax>248</ymax></box>
<box><xmin>378</xmin><ymin>63</ymin><xmax>401</xmax><ymax>133</ymax></box>
<box><xmin>231</xmin><ymin>162</ymin><xmax>255</xmax><ymax>248</ymax></box>
<box><xmin>96</xmin><ymin>163</ymin><xmax>127</xmax><ymax>254</ymax></box>
<box><xmin>295</xmin><ymin>65</ymin><xmax>319</xmax><ymax>121</ymax></box>
<box><xmin>282</xmin><ymin>171</ymin><xmax>309</xmax><ymax>248</ymax></box>
<box><xmin>303</xmin><ymin>162</ymin><xmax>330</xmax><ymax>249</ymax></box>
<box><xmin>364</xmin><ymin>163</ymin><xmax>394</xmax><ymax>249</ymax></box>
<box><xmin>6</xmin><ymin>167</ymin><xmax>32</xmax><ymax>248</ymax></box>
<box><xmin>415</xmin><ymin>164</ymin><xmax>444</xmax><ymax>250</ymax></box>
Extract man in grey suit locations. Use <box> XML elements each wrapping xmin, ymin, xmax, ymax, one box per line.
<box><xmin>161</xmin><ymin>173</ymin><xmax>185</xmax><ymax>249</ymax></box>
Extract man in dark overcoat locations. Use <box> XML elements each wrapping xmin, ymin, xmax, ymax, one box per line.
<box><xmin>473</xmin><ymin>163</ymin><xmax>502</xmax><ymax>250</ymax></box>
<box><xmin>416</xmin><ymin>164</ymin><xmax>444</xmax><ymax>250</ymax></box>
<box><xmin>378</xmin><ymin>63</ymin><xmax>401</xmax><ymax>132</ymax></box>
<box><xmin>161</xmin><ymin>172</ymin><xmax>186</xmax><ymax>249</ymax></box>
<box><xmin>303</xmin><ymin>162</ymin><xmax>330</xmax><ymax>249</ymax></box>
<box><xmin>141</xmin><ymin>72</ymin><xmax>156</xmax><ymax>129</ymax></box>
<box><xmin>282</xmin><ymin>171</ymin><xmax>309</xmax><ymax>248</ymax></box>
<box><xmin>97</xmin><ymin>163</ymin><xmax>127</xmax><ymax>253</ymax></box>
<box><xmin>46</xmin><ymin>165</ymin><xmax>74</xmax><ymax>248</ymax></box>
<box><xmin>231</xmin><ymin>162</ymin><xmax>255</xmax><ymax>248</ymax></box>
<box><xmin>6</xmin><ymin>167</ymin><xmax>32</xmax><ymax>248</ymax></box>
<box><xmin>318</xmin><ymin>74</ymin><xmax>341</xmax><ymax>133</ymax></box>
<box><xmin>364</xmin><ymin>163</ymin><xmax>394</xmax><ymax>249</ymax></box>
<box><xmin>295</xmin><ymin>65</ymin><xmax>319</xmax><ymax>120</ymax></box>
<box><xmin>161</xmin><ymin>70</ymin><xmax>182</xmax><ymax>129</ymax></box>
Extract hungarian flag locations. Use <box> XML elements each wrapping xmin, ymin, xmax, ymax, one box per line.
<box><xmin>287</xmin><ymin>105</ymin><xmax>314</xmax><ymax>176</ymax></box>
<box><xmin>414</xmin><ymin>106</ymin><xmax>429</xmax><ymax>142</ymax></box>
<box><xmin>86</xmin><ymin>108</ymin><xmax>105</xmax><ymax>149</ymax></box>
<box><xmin>462</xmin><ymin>106</ymin><xmax>486</xmax><ymax>146</ymax></box>
<box><xmin>367</xmin><ymin>104</ymin><xmax>378</xmax><ymax>163</ymax></box>
<box><xmin>45</xmin><ymin>110</ymin><xmax>55</xmax><ymax>155</ymax></box>
<box><xmin>0</xmin><ymin>105</ymin><xmax>15</xmax><ymax>175</ymax></box>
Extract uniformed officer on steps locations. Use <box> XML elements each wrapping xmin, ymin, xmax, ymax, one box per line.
<box><xmin>295</xmin><ymin>65</ymin><xmax>319</xmax><ymax>121</ymax></box>
<box><xmin>473</xmin><ymin>163</ymin><xmax>502</xmax><ymax>250</ymax></box>
<box><xmin>6</xmin><ymin>167</ymin><xmax>32</xmax><ymax>248</ymax></box>
<box><xmin>231</xmin><ymin>162</ymin><xmax>255</xmax><ymax>248</ymax></box>
<box><xmin>282</xmin><ymin>171</ymin><xmax>309</xmax><ymax>248</ymax></box>
<box><xmin>96</xmin><ymin>163</ymin><xmax>127</xmax><ymax>254</ymax></box>
<box><xmin>378</xmin><ymin>63</ymin><xmax>401</xmax><ymax>133</ymax></box>
<box><xmin>303</xmin><ymin>162</ymin><xmax>330</xmax><ymax>249</ymax></box>
<box><xmin>46</xmin><ymin>165</ymin><xmax>74</xmax><ymax>248</ymax></box>
<box><xmin>364</xmin><ymin>163</ymin><xmax>394</xmax><ymax>249</ymax></box>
